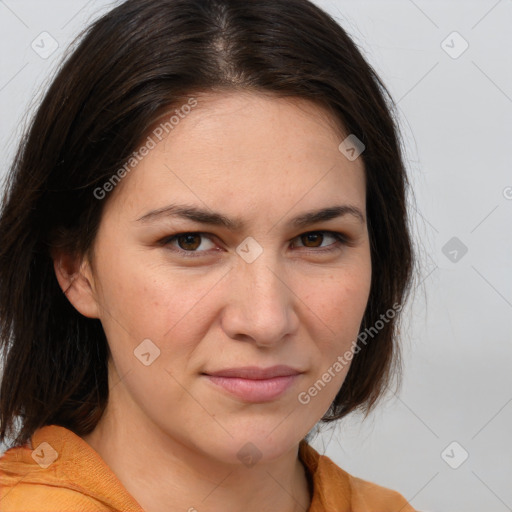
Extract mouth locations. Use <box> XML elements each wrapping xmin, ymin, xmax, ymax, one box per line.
<box><xmin>202</xmin><ymin>365</ymin><xmax>303</xmax><ymax>402</ymax></box>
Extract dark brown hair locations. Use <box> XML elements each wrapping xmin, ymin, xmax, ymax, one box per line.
<box><xmin>0</xmin><ymin>0</ymin><xmax>414</xmax><ymax>447</ymax></box>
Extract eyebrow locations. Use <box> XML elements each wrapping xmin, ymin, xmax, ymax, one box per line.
<box><xmin>135</xmin><ymin>203</ymin><xmax>365</xmax><ymax>229</ymax></box>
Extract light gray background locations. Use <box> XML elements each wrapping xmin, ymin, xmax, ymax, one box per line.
<box><xmin>1</xmin><ymin>1</ymin><xmax>511</xmax><ymax>511</ymax></box>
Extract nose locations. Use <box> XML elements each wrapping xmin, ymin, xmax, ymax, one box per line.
<box><xmin>220</xmin><ymin>254</ymin><xmax>299</xmax><ymax>347</ymax></box>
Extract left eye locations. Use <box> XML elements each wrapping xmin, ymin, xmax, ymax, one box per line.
<box><xmin>292</xmin><ymin>231</ymin><xmax>345</xmax><ymax>249</ymax></box>
<box><xmin>161</xmin><ymin>230</ymin><xmax>347</xmax><ymax>257</ymax></box>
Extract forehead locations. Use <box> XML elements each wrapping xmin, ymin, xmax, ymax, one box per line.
<box><xmin>106</xmin><ymin>91</ymin><xmax>366</xmax><ymax>219</ymax></box>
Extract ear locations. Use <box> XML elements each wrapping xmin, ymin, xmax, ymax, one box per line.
<box><xmin>52</xmin><ymin>249</ymin><xmax>101</xmax><ymax>319</ymax></box>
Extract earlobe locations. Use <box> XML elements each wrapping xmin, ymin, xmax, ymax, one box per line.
<box><xmin>52</xmin><ymin>250</ymin><xmax>100</xmax><ymax>319</ymax></box>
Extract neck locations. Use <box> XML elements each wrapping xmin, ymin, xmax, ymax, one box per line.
<box><xmin>82</xmin><ymin>401</ymin><xmax>311</xmax><ymax>512</ymax></box>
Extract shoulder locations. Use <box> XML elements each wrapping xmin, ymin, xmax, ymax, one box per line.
<box><xmin>0</xmin><ymin>478</ymin><xmax>108</xmax><ymax>512</ymax></box>
<box><xmin>0</xmin><ymin>443</ymin><xmax>109</xmax><ymax>511</ymax></box>
<box><xmin>347</xmin><ymin>473</ymin><xmax>416</xmax><ymax>511</ymax></box>
<box><xmin>299</xmin><ymin>440</ymin><xmax>415</xmax><ymax>511</ymax></box>
<box><xmin>0</xmin><ymin>425</ymin><xmax>142</xmax><ymax>512</ymax></box>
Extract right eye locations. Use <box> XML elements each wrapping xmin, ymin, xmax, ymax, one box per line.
<box><xmin>160</xmin><ymin>232</ymin><xmax>219</xmax><ymax>257</ymax></box>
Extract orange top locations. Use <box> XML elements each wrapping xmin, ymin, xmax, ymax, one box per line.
<box><xmin>0</xmin><ymin>425</ymin><xmax>415</xmax><ymax>511</ymax></box>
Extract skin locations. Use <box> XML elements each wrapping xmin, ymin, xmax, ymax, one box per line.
<box><xmin>54</xmin><ymin>91</ymin><xmax>372</xmax><ymax>512</ymax></box>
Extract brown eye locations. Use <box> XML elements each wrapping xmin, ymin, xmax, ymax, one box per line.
<box><xmin>292</xmin><ymin>231</ymin><xmax>348</xmax><ymax>252</ymax></box>
<box><xmin>300</xmin><ymin>232</ymin><xmax>324</xmax><ymax>247</ymax></box>
<box><xmin>176</xmin><ymin>233</ymin><xmax>202</xmax><ymax>250</ymax></box>
<box><xmin>162</xmin><ymin>232</ymin><xmax>217</xmax><ymax>255</ymax></box>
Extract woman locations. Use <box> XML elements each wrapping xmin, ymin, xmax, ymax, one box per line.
<box><xmin>0</xmin><ymin>0</ymin><xmax>415</xmax><ymax>510</ymax></box>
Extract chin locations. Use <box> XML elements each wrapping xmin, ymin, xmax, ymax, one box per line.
<box><xmin>210</xmin><ymin>428</ymin><xmax>304</xmax><ymax>466</ymax></box>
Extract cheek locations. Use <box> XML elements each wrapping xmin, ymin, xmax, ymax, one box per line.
<box><xmin>298</xmin><ymin>267</ymin><xmax>371</xmax><ymax>338</ymax></box>
<box><xmin>94</xmin><ymin>244</ymin><xmax>227</xmax><ymax>363</ymax></box>
<box><xmin>293</xmin><ymin>269</ymin><xmax>370</xmax><ymax>418</ymax></box>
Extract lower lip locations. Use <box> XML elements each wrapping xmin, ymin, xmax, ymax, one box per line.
<box><xmin>204</xmin><ymin>374</ymin><xmax>299</xmax><ymax>402</ymax></box>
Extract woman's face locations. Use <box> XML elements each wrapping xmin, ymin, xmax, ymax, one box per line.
<box><xmin>80</xmin><ymin>91</ymin><xmax>371</xmax><ymax>463</ymax></box>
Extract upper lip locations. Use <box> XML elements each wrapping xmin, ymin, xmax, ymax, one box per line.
<box><xmin>204</xmin><ymin>365</ymin><xmax>303</xmax><ymax>380</ymax></box>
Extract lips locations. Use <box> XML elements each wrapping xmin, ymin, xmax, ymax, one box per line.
<box><xmin>203</xmin><ymin>365</ymin><xmax>302</xmax><ymax>379</ymax></box>
<box><xmin>202</xmin><ymin>365</ymin><xmax>304</xmax><ymax>402</ymax></box>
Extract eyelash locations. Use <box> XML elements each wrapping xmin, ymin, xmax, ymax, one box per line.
<box><xmin>159</xmin><ymin>231</ymin><xmax>350</xmax><ymax>258</ymax></box>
